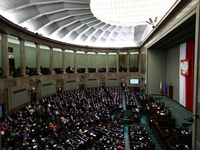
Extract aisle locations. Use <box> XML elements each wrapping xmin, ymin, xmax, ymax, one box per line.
<box><xmin>122</xmin><ymin>90</ymin><xmax>131</xmax><ymax>150</ymax></box>
<box><xmin>122</xmin><ymin>90</ymin><xmax>126</xmax><ymax>110</ymax></box>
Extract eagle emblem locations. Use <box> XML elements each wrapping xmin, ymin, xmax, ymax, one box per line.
<box><xmin>180</xmin><ymin>59</ymin><xmax>189</xmax><ymax>76</ymax></box>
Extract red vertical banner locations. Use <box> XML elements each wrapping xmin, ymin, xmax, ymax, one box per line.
<box><xmin>185</xmin><ymin>39</ymin><xmax>194</xmax><ymax>112</ymax></box>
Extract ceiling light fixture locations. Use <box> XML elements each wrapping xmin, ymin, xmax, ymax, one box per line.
<box><xmin>146</xmin><ymin>17</ymin><xmax>158</xmax><ymax>28</ymax></box>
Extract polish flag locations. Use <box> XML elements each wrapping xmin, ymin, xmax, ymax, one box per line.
<box><xmin>179</xmin><ymin>39</ymin><xmax>194</xmax><ymax>111</ymax></box>
<box><xmin>160</xmin><ymin>81</ymin><xmax>162</xmax><ymax>94</ymax></box>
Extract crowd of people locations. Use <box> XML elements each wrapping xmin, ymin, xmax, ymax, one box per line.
<box><xmin>1</xmin><ymin>87</ymin><xmax>131</xmax><ymax>150</ymax></box>
<box><xmin>106</xmin><ymin>87</ymin><xmax>123</xmax><ymax>108</ymax></box>
<box><xmin>135</xmin><ymin>90</ymin><xmax>153</xmax><ymax>100</ymax></box>
<box><xmin>1</xmin><ymin>86</ymin><xmax>192</xmax><ymax>150</ymax></box>
<box><xmin>129</xmin><ymin>126</ymin><xmax>155</xmax><ymax>149</ymax></box>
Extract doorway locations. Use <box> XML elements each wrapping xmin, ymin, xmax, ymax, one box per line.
<box><xmin>31</xmin><ymin>93</ymin><xmax>37</xmax><ymax>104</ymax></box>
<box><xmin>169</xmin><ymin>85</ymin><xmax>173</xmax><ymax>100</ymax></box>
<box><xmin>100</xmin><ymin>82</ymin><xmax>105</xmax><ymax>88</ymax></box>
<box><xmin>79</xmin><ymin>84</ymin><xmax>84</xmax><ymax>90</ymax></box>
<box><xmin>9</xmin><ymin>59</ymin><xmax>15</xmax><ymax>75</ymax></box>
<box><xmin>9</xmin><ymin>59</ymin><xmax>15</xmax><ymax>69</ymax></box>
<box><xmin>0</xmin><ymin>103</ymin><xmax>5</xmax><ymax>117</ymax></box>
<box><xmin>121</xmin><ymin>82</ymin><xmax>126</xmax><ymax>90</ymax></box>
<box><xmin>57</xmin><ymin>87</ymin><xmax>62</xmax><ymax>94</ymax></box>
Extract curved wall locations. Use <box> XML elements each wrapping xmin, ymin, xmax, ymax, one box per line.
<box><xmin>0</xmin><ymin>16</ymin><xmax>145</xmax><ymax>114</ymax></box>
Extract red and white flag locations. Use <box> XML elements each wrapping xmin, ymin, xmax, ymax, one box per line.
<box><xmin>160</xmin><ymin>81</ymin><xmax>162</xmax><ymax>94</ymax></box>
<box><xmin>179</xmin><ymin>39</ymin><xmax>194</xmax><ymax>111</ymax></box>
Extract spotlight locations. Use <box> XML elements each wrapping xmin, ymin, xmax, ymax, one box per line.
<box><xmin>30</xmin><ymin>79</ymin><xmax>34</xmax><ymax>82</ymax></box>
<box><xmin>184</xmin><ymin>115</ymin><xmax>199</xmax><ymax>122</ymax></box>
<box><xmin>27</xmin><ymin>89</ymin><xmax>33</xmax><ymax>92</ymax></box>
<box><xmin>36</xmin><ymin>79</ymin><xmax>41</xmax><ymax>82</ymax></box>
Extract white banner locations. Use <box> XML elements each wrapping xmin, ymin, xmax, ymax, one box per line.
<box><xmin>179</xmin><ymin>42</ymin><xmax>186</xmax><ymax>107</ymax></box>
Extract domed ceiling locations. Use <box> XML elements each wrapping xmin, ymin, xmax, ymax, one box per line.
<box><xmin>0</xmin><ymin>0</ymin><xmax>177</xmax><ymax>48</ymax></box>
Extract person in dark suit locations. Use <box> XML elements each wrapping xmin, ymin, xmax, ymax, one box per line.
<box><xmin>160</xmin><ymin>102</ymin><xmax>164</xmax><ymax>109</ymax></box>
<box><xmin>165</xmin><ymin>110</ymin><xmax>169</xmax><ymax>116</ymax></box>
<box><xmin>22</xmin><ymin>137</ymin><xmax>29</xmax><ymax>145</ymax></box>
<box><xmin>81</xmin><ymin>141</ymin><xmax>88</xmax><ymax>150</ymax></box>
<box><xmin>138</xmin><ymin>105</ymin><xmax>142</xmax><ymax>114</ymax></box>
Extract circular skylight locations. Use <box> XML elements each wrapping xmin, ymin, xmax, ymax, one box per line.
<box><xmin>90</xmin><ymin>0</ymin><xmax>161</xmax><ymax>26</ymax></box>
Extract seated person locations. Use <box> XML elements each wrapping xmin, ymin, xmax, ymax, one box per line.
<box><xmin>117</xmin><ymin>143</ymin><xmax>124</xmax><ymax>149</ymax></box>
<box><xmin>138</xmin><ymin>105</ymin><xmax>142</xmax><ymax>114</ymax></box>
<box><xmin>160</xmin><ymin>102</ymin><xmax>164</xmax><ymax>109</ymax></box>
<box><xmin>161</xmin><ymin>107</ymin><xmax>166</xmax><ymax>113</ymax></box>
<box><xmin>1</xmin><ymin>124</ymin><xmax>9</xmax><ymax>131</ymax></box>
<box><xmin>165</xmin><ymin>110</ymin><xmax>169</xmax><ymax>116</ymax></box>
<box><xmin>145</xmin><ymin>104</ymin><xmax>150</xmax><ymax>110</ymax></box>
<box><xmin>142</xmin><ymin>127</ymin><xmax>146</xmax><ymax>132</ymax></box>
<box><xmin>22</xmin><ymin>137</ymin><xmax>29</xmax><ymax>146</ymax></box>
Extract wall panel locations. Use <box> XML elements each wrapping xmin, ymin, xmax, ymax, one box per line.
<box><xmin>40</xmin><ymin>49</ymin><xmax>50</xmax><ymax>68</ymax></box>
<box><xmin>65</xmin><ymin>78</ymin><xmax>77</xmax><ymax>91</ymax></box>
<box><xmin>147</xmin><ymin>49</ymin><xmax>167</xmax><ymax>94</ymax></box>
<box><xmin>66</xmin><ymin>52</ymin><xmax>74</xmax><ymax>68</ymax></box>
<box><xmin>11</xmin><ymin>85</ymin><xmax>28</xmax><ymax>109</ymax></box>
<box><xmin>41</xmin><ymin>80</ymin><xmax>55</xmax><ymax>97</ymax></box>
<box><xmin>87</xmin><ymin>77</ymin><xmax>98</xmax><ymax>88</ymax></box>
<box><xmin>107</xmin><ymin>77</ymin><xmax>118</xmax><ymax>86</ymax></box>
<box><xmin>53</xmin><ymin>51</ymin><xmax>62</xmax><ymax>68</ymax></box>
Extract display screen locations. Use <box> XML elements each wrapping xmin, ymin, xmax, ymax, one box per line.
<box><xmin>130</xmin><ymin>79</ymin><xmax>139</xmax><ymax>84</ymax></box>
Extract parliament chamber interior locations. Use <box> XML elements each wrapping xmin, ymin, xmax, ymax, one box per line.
<box><xmin>0</xmin><ymin>0</ymin><xmax>200</xmax><ymax>150</ymax></box>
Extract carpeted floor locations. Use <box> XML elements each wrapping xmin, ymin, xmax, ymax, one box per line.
<box><xmin>153</xmin><ymin>96</ymin><xmax>193</xmax><ymax>129</ymax></box>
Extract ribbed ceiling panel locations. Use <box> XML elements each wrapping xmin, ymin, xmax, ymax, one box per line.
<box><xmin>0</xmin><ymin>0</ymin><xmax>154</xmax><ymax>48</ymax></box>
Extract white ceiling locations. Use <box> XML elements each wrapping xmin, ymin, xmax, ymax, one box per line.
<box><xmin>0</xmin><ymin>0</ymin><xmax>177</xmax><ymax>48</ymax></box>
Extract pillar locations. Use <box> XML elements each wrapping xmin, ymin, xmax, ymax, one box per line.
<box><xmin>19</xmin><ymin>39</ymin><xmax>26</xmax><ymax>76</ymax></box>
<box><xmin>96</xmin><ymin>52</ymin><xmax>98</xmax><ymax>73</ymax></box>
<box><xmin>106</xmin><ymin>52</ymin><xmax>109</xmax><ymax>72</ymax></box>
<box><xmin>62</xmin><ymin>49</ymin><xmax>66</xmax><ymax>74</ymax></box>
<box><xmin>127</xmin><ymin>51</ymin><xmax>130</xmax><ymax>72</ymax></box>
<box><xmin>1</xmin><ymin>33</ymin><xmax>9</xmax><ymax>78</ymax></box>
<box><xmin>85</xmin><ymin>51</ymin><xmax>88</xmax><ymax>73</ymax></box>
<box><xmin>35</xmin><ymin>43</ymin><xmax>41</xmax><ymax>75</ymax></box>
<box><xmin>117</xmin><ymin>52</ymin><xmax>119</xmax><ymax>73</ymax></box>
<box><xmin>74</xmin><ymin>50</ymin><xmax>77</xmax><ymax>73</ymax></box>
<box><xmin>50</xmin><ymin>47</ymin><xmax>54</xmax><ymax>74</ymax></box>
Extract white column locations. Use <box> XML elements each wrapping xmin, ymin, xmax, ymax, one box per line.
<box><xmin>62</xmin><ymin>49</ymin><xmax>66</xmax><ymax>74</ymax></box>
<box><xmin>35</xmin><ymin>43</ymin><xmax>41</xmax><ymax>75</ymax></box>
<box><xmin>85</xmin><ymin>51</ymin><xmax>88</xmax><ymax>73</ymax></box>
<box><xmin>96</xmin><ymin>52</ymin><xmax>98</xmax><ymax>73</ymax></box>
<box><xmin>20</xmin><ymin>39</ymin><xmax>26</xmax><ymax>76</ymax></box>
<box><xmin>1</xmin><ymin>33</ymin><xmax>9</xmax><ymax>78</ymax></box>
<box><xmin>74</xmin><ymin>50</ymin><xmax>77</xmax><ymax>73</ymax></box>
<box><xmin>50</xmin><ymin>47</ymin><xmax>54</xmax><ymax>74</ymax></box>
